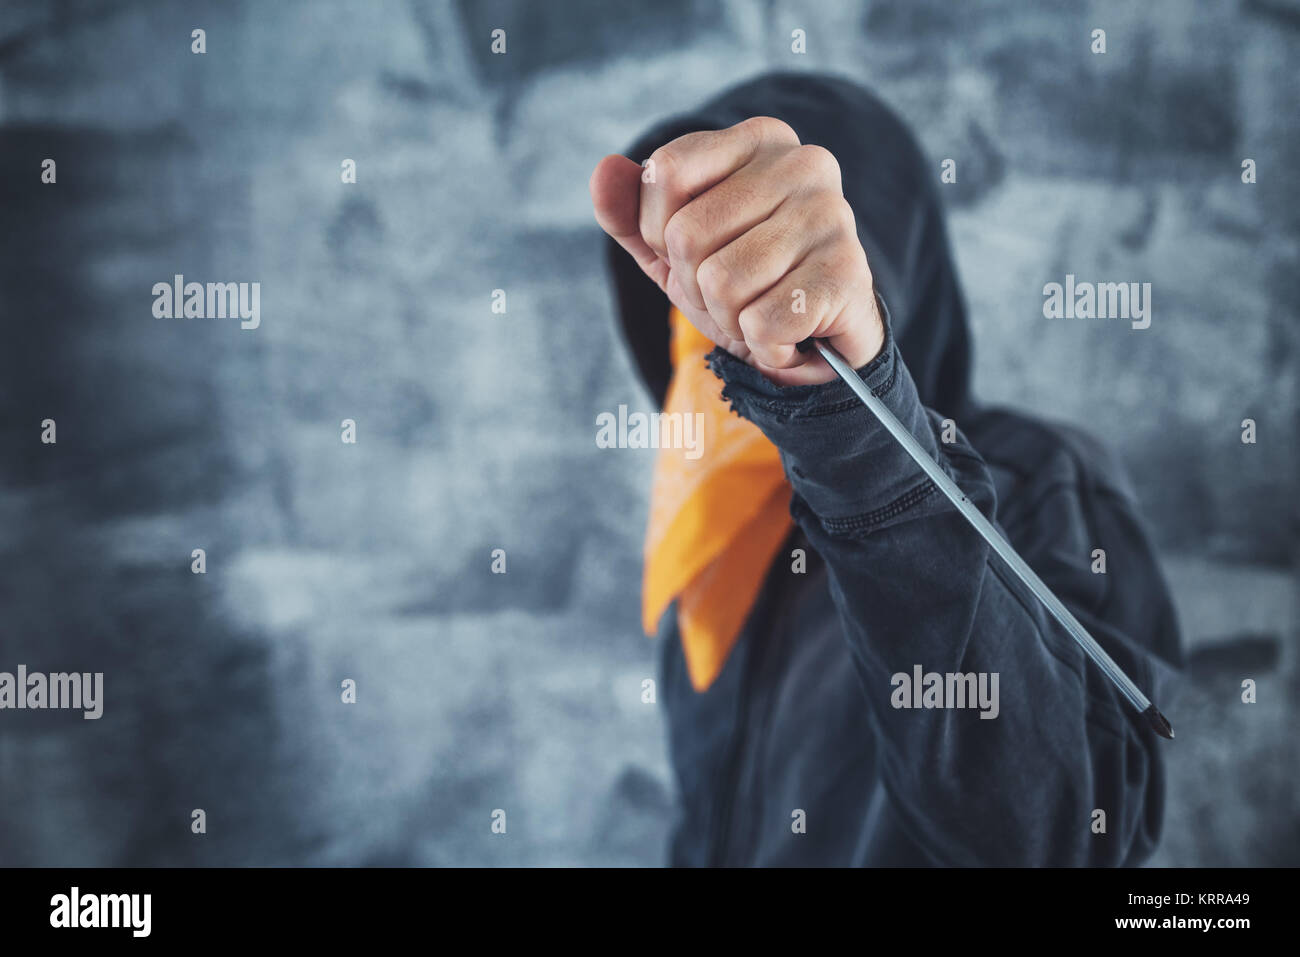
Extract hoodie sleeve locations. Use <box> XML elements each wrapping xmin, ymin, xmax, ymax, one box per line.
<box><xmin>706</xmin><ymin>302</ymin><xmax>1179</xmax><ymax>867</ymax></box>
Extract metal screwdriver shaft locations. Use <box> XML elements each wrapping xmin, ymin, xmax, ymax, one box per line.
<box><xmin>809</xmin><ymin>338</ymin><xmax>1174</xmax><ymax>739</ymax></box>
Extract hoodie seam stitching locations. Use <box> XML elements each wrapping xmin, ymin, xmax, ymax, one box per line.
<box><xmin>806</xmin><ymin>478</ymin><xmax>939</xmax><ymax>535</ymax></box>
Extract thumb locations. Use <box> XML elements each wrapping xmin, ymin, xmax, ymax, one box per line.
<box><xmin>589</xmin><ymin>154</ymin><xmax>669</xmax><ymax>291</ymax></box>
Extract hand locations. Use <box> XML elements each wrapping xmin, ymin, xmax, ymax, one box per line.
<box><xmin>590</xmin><ymin>116</ymin><xmax>884</xmax><ymax>386</ymax></box>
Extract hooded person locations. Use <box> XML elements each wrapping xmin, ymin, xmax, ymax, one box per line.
<box><xmin>597</xmin><ymin>72</ymin><xmax>1183</xmax><ymax>866</ymax></box>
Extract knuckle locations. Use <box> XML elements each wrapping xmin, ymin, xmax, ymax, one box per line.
<box><xmin>795</xmin><ymin>144</ymin><xmax>842</xmax><ymax>185</ymax></box>
<box><xmin>737</xmin><ymin>299</ymin><xmax>778</xmax><ymax>343</ymax></box>
<box><xmin>764</xmin><ymin>342</ymin><xmax>801</xmax><ymax>368</ymax></box>
<box><xmin>826</xmin><ymin>194</ymin><xmax>858</xmax><ymax>235</ymax></box>
<box><xmin>662</xmin><ymin>214</ymin><xmax>698</xmax><ymax>264</ymax></box>
<box><xmin>647</xmin><ymin>143</ymin><xmax>680</xmax><ymax>186</ymax></box>
<box><xmin>697</xmin><ymin>255</ymin><xmax>737</xmax><ymax>306</ymax></box>
<box><xmin>744</xmin><ymin>115</ymin><xmax>799</xmax><ymax>146</ymax></box>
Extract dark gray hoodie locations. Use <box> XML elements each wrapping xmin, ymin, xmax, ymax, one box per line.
<box><xmin>604</xmin><ymin>72</ymin><xmax>1183</xmax><ymax>866</ymax></box>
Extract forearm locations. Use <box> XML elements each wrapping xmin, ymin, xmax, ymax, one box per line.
<box><xmin>707</xmin><ymin>319</ymin><xmax>1164</xmax><ymax>866</ymax></box>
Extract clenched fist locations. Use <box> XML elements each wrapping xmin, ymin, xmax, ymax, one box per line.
<box><xmin>590</xmin><ymin>116</ymin><xmax>884</xmax><ymax>386</ymax></box>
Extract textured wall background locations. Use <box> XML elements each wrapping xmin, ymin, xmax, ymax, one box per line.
<box><xmin>0</xmin><ymin>0</ymin><xmax>1296</xmax><ymax>866</ymax></box>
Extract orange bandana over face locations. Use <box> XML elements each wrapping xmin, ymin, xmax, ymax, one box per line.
<box><xmin>641</xmin><ymin>305</ymin><xmax>794</xmax><ymax>691</ymax></box>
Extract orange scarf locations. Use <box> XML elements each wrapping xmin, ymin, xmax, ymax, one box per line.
<box><xmin>642</xmin><ymin>306</ymin><xmax>794</xmax><ymax>691</ymax></box>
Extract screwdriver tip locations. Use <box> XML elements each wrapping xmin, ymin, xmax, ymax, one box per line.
<box><xmin>1143</xmin><ymin>705</ymin><xmax>1174</xmax><ymax>739</ymax></box>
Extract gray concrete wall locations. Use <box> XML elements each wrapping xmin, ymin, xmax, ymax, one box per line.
<box><xmin>0</xmin><ymin>0</ymin><xmax>1295</xmax><ymax>865</ymax></box>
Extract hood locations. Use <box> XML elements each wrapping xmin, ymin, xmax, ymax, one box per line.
<box><xmin>604</xmin><ymin>71</ymin><xmax>973</xmax><ymax>420</ymax></box>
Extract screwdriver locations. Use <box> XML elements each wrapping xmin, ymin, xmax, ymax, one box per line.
<box><xmin>802</xmin><ymin>333</ymin><xmax>1174</xmax><ymax>740</ymax></box>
